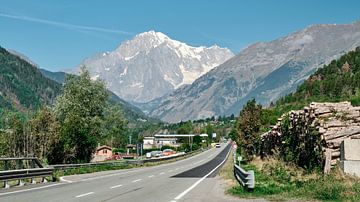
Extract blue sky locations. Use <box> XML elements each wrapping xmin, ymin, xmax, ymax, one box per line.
<box><xmin>1</xmin><ymin>0</ymin><xmax>360</xmax><ymax>71</ymax></box>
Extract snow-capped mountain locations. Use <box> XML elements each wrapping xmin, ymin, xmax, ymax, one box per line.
<box><xmin>150</xmin><ymin>21</ymin><xmax>360</xmax><ymax>123</ymax></box>
<box><xmin>78</xmin><ymin>31</ymin><xmax>234</xmax><ymax>103</ymax></box>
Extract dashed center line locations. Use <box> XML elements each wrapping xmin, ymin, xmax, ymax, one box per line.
<box><xmin>110</xmin><ymin>184</ymin><xmax>123</xmax><ymax>189</ymax></box>
<box><xmin>75</xmin><ymin>192</ymin><xmax>94</xmax><ymax>198</ymax></box>
<box><xmin>148</xmin><ymin>175</ymin><xmax>154</xmax><ymax>178</ymax></box>
<box><xmin>159</xmin><ymin>172</ymin><xmax>165</xmax><ymax>175</ymax></box>
<box><xmin>132</xmin><ymin>179</ymin><xmax>142</xmax><ymax>183</ymax></box>
<box><xmin>169</xmin><ymin>170</ymin><xmax>173</xmax><ymax>172</ymax></box>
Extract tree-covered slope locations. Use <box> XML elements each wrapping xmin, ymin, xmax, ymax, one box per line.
<box><xmin>0</xmin><ymin>47</ymin><xmax>61</xmax><ymax>111</ymax></box>
<box><xmin>276</xmin><ymin>47</ymin><xmax>360</xmax><ymax>110</ymax></box>
<box><xmin>39</xmin><ymin>68</ymin><xmax>160</xmax><ymax>125</ymax></box>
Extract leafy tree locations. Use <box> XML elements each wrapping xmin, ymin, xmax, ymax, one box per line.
<box><xmin>236</xmin><ymin>99</ymin><xmax>262</xmax><ymax>160</ymax></box>
<box><xmin>102</xmin><ymin>104</ymin><xmax>128</xmax><ymax>148</ymax></box>
<box><xmin>177</xmin><ymin>121</ymin><xmax>193</xmax><ymax>134</ymax></box>
<box><xmin>0</xmin><ymin>111</ymin><xmax>27</xmax><ymax>157</ymax></box>
<box><xmin>193</xmin><ymin>135</ymin><xmax>202</xmax><ymax>145</ymax></box>
<box><xmin>29</xmin><ymin>106</ymin><xmax>59</xmax><ymax>161</ymax></box>
<box><xmin>54</xmin><ymin>67</ymin><xmax>108</xmax><ymax>163</ymax></box>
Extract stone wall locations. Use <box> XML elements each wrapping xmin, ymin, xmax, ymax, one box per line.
<box><xmin>262</xmin><ymin>101</ymin><xmax>360</xmax><ymax>173</ymax></box>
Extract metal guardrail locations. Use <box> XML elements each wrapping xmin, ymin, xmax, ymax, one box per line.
<box><xmin>0</xmin><ymin>149</ymin><xmax>204</xmax><ymax>189</ymax></box>
<box><xmin>0</xmin><ymin>157</ymin><xmax>53</xmax><ymax>188</ymax></box>
<box><xmin>234</xmin><ymin>164</ymin><xmax>255</xmax><ymax>189</ymax></box>
<box><xmin>51</xmin><ymin>161</ymin><xmax>127</xmax><ymax>170</ymax></box>
<box><xmin>51</xmin><ymin>151</ymin><xmax>193</xmax><ymax>168</ymax></box>
<box><xmin>233</xmin><ymin>151</ymin><xmax>255</xmax><ymax>189</ymax></box>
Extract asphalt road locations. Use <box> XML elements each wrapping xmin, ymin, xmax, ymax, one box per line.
<box><xmin>0</xmin><ymin>143</ymin><xmax>232</xmax><ymax>202</ymax></box>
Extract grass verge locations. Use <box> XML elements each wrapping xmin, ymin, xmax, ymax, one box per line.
<box><xmin>228</xmin><ymin>159</ymin><xmax>360</xmax><ymax>201</ymax></box>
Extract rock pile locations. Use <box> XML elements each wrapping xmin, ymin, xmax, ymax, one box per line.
<box><xmin>262</xmin><ymin>101</ymin><xmax>360</xmax><ymax>173</ymax></box>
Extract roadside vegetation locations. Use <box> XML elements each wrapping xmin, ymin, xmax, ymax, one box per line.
<box><xmin>228</xmin><ymin>47</ymin><xmax>360</xmax><ymax>201</ymax></box>
<box><xmin>52</xmin><ymin>163</ymin><xmax>133</xmax><ymax>181</ymax></box>
<box><xmin>0</xmin><ymin>67</ymin><xmax>128</xmax><ymax>164</ymax></box>
<box><xmin>229</xmin><ymin>161</ymin><xmax>360</xmax><ymax>201</ymax></box>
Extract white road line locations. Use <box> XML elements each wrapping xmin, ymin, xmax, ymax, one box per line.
<box><xmin>169</xmin><ymin>170</ymin><xmax>173</xmax><ymax>172</ymax></box>
<box><xmin>60</xmin><ymin>176</ymin><xmax>73</xmax><ymax>183</ymax></box>
<box><xmin>75</xmin><ymin>192</ymin><xmax>94</xmax><ymax>198</ymax></box>
<box><xmin>0</xmin><ymin>183</ymin><xmax>61</xmax><ymax>196</ymax></box>
<box><xmin>132</xmin><ymin>179</ymin><xmax>142</xmax><ymax>183</ymax></box>
<box><xmin>110</xmin><ymin>184</ymin><xmax>123</xmax><ymax>189</ymax></box>
<box><xmin>148</xmin><ymin>175</ymin><xmax>154</xmax><ymax>178</ymax></box>
<box><xmin>79</xmin><ymin>169</ymin><xmax>138</xmax><ymax>182</ymax></box>
<box><xmin>159</xmin><ymin>172</ymin><xmax>165</xmax><ymax>175</ymax></box>
<box><xmin>174</xmin><ymin>146</ymin><xmax>231</xmax><ymax>200</ymax></box>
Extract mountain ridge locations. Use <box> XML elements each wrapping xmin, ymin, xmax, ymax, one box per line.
<box><xmin>77</xmin><ymin>30</ymin><xmax>234</xmax><ymax>103</ymax></box>
<box><xmin>149</xmin><ymin>21</ymin><xmax>360</xmax><ymax>123</ymax></box>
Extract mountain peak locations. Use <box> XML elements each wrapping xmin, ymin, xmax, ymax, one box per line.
<box><xmin>136</xmin><ymin>30</ymin><xmax>170</xmax><ymax>43</ymax></box>
<box><xmin>79</xmin><ymin>31</ymin><xmax>234</xmax><ymax>103</ymax></box>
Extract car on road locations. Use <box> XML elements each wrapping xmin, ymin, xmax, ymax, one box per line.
<box><xmin>151</xmin><ymin>150</ymin><xmax>163</xmax><ymax>157</ymax></box>
<box><xmin>162</xmin><ymin>149</ymin><xmax>175</xmax><ymax>156</ymax></box>
<box><xmin>215</xmin><ymin>143</ymin><xmax>221</xmax><ymax>148</ymax></box>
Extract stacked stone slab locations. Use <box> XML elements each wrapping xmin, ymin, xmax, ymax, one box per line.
<box><xmin>341</xmin><ymin>139</ymin><xmax>360</xmax><ymax>177</ymax></box>
<box><xmin>261</xmin><ymin>101</ymin><xmax>360</xmax><ymax>173</ymax></box>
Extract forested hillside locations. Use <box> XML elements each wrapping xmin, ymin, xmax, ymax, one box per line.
<box><xmin>232</xmin><ymin>47</ymin><xmax>360</xmax><ymax>170</ymax></box>
<box><xmin>276</xmin><ymin>47</ymin><xmax>360</xmax><ymax>111</ymax></box>
<box><xmin>0</xmin><ymin>47</ymin><xmax>61</xmax><ymax>111</ymax></box>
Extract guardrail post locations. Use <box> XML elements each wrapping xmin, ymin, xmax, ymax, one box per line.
<box><xmin>31</xmin><ymin>178</ymin><xmax>37</xmax><ymax>184</ymax></box>
<box><xmin>18</xmin><ymin>179</ymin><xmax>25</xmax><ymax>187</ymax></box>
<box><xmin>3</xmin><ymin>181</ymin><xmax>10</xmax><ymax>189</ymax></box>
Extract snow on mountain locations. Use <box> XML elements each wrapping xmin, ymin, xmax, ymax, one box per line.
<box><xmin>149</xmin><ymin>21</ymin><xmax>360</xmax><ymax>123</ymax></box>
<box><xmin>78</xmin><ymin>31</ymin><xmax>234</xmax><ymax>103</ymax></box>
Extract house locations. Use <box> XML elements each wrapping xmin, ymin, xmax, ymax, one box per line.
<box><xmin>143</xmin><ymin>134</ymin><xmax>208</xmax><ymax>149</ymax></box>
<box><xmin>92</xmin><ymin>145</ymin><xmax>112</xmax><ymax>162</ymax></box>
<box><xmin>143</xmin><ymin>137</ymin><xmax>155</xmax><ymax>149</ymax></box>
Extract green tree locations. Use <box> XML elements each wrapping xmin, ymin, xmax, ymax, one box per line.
<box><xmin>29</xmin><ymin>106</ymin><xmax>59</xmax><ymax>161</ymax></box>
<box><xmin>177</xmin><ymin>121</ymin><xmax>193</xmax><ymax>134</ymax></box>
<box><xmin>54</xmin><ymin>67</ymin><xmax>108</xmax><ymax>163</ymax></box>
<box><xmin>102</xmin><ymin>104</ymin><xmax>128</xmax><ymax>148</ymax></box>
<box><xmin>236</xmin><ymin>99</ymin><xmax>262</xmax><ymax>160</ymax></box>
<box><xmin>0</xmin><ymin>111</ymin><xmax>27</xmax><ymax>157</ymax></box>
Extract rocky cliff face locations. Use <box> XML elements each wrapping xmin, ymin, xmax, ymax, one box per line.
<box><xmin>78</xmin><ymin>31</ymin><xmax>234</xmax><ymax>103</ymax></box>
<box><xmin>150</xmin><ymin>21</ymin><xmax>360</xmax><ymax>123</ymax></box>
<box><xmin>262</xmin><ymin>101</ymin><xmax>360</xmax><ymax>172</ymax></box>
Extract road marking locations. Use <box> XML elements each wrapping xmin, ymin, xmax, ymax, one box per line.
<box><xmin>79</xmin><ymin>169</ymin><xmax>138</xmax><ymax>182</ymax></box>
<box><xmin>174</xmin><ymin>145</ymin><xmax>231</xmax><ymax>200</ymax></box>
<box><xmin>60</xmin><ymin>176</ymin><xmax>73</xmax><ymax>183</ymax></box>
<box><xmin>75</xmin><ymin>192</ymin><xmax>94</xmax><ymax>198</ymax></box>
<box><xmin>169</xmin><ymin>170</ymin><xmax>173</xmax><ymax>172</ymax></box>
<box><xmin>148</xmin><ymin>175</ymin><xmax>154</xmax><ymax>178</ymax></box>
<box><xmin>0</xmin><ymin>183</ymin><xmax>62</xmax><ymax>196</ymax></box>
<box><xmin>159</xmin><ymin>172</ymin><xmax>165</xmax><ymax>175</ymax></box>
<box><xmin>132</xmin><ymin>179</ymin><xmax>142</xmax><ymax>183</ymax></box>
<box><xmin>175</xmin><ymin>168</ymin><xmax>179</xmax><ymax>170</ymax></box>
<box><xmin>110</xmin><ymin>184</ymin><xmax>123</xmax><ymax>189</ymax></box>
